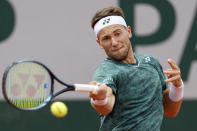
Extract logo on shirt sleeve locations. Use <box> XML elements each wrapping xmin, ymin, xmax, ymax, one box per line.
<box><xmin>103</xmin><ymin>77</ymin><xmax>113</xmax><ymax>84</ymax></box>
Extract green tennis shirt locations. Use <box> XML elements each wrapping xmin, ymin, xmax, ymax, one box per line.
<box><xmin>92</xmin><ymin>53</ymin><xmax>167</xmax><ymax>131</ymax></box>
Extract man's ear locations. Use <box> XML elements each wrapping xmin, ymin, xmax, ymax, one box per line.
<box><xmin>127</xmin><ymin>26</ymin><xmax>132</xmax><ymax>38</ymax></box>
<box><xmin>96</xmin><ymin>39</ymin><xmax>103</xmax><ymax>49</ymax></box>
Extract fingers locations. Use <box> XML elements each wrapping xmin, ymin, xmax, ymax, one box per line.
<box><xmin>167</xmin><ymin>58</ymin><xmax>179</xmax><ymax>70</ymax></box>
<box><xmin>163</xmin><ymin>69</ymin><xmax>181</xmax><ymax>75</ymax></box>
<box><xmin>88</xmin><ymin>81</ymin><xmax>107</xmax><ymax>100</ymax></box>
<box><xmin>88</xmin><ymin>81</ymin><xmax>98</xmax><ymax>94</ymax></box>
<box><xmin>165</xmin><ymin>75</ymin><xmax>181</xmax><ymax>82</ymax></box>
<box><xmin>89</xmin><ymin>81</ymin><xmax>97</xmax><ymax>96</ymax></box>
<box><xmin>164</xmin><ymin>59</ymin><xmax>183</xmax><ymax>87</ymax></box>
<box><xmin>89</xmin><ymin>81</ymin><xmax>98</xmax><ymax>85</ymax></box>
<box><xmin>164</xmin><ymin>59</ymin><xmax>181</xmax><ymax>79</ymax></box>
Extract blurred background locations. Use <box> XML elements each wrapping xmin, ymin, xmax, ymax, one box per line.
<box><xmin>0</xmin><ymin>0</ymin><xmax>197</xmax><ymax>130</ymax></box>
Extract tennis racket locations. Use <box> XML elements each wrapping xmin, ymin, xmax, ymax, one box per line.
<box><xmin>2</xmin><ymin>59</ymin><xmax>98</xmax><ymax>111</ymax></box>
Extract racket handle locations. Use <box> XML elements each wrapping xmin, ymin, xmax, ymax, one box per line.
<box><xmin>74</xmin><ymin>84</ymin><xmax>98</xmax><ymax>92</ymax></box>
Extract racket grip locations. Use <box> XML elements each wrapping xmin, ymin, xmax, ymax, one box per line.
<box><xmin>74</xmin><ymin>84</ymin><xmax>98</xmax><ymax>92</ymax></box>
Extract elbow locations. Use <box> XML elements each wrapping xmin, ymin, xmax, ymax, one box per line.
<box><xmin>164</xmin><ymin>113</ymin><xmax>177</xmax><ymax>118</ymax></box>
<box><xmin>164</xmin><ymin>110</ymin><xmax>179</xmax><ymax>118</ymax></box>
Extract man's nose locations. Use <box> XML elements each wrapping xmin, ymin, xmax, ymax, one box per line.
<box><xmin>111</xmin><ymin>37</ymin><xmax>118</xmax><ymax>46</ymax></box>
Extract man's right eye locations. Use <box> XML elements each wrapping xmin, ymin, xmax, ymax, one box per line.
<box><xmin>103</xmin><ymin>36</ymin><xmax>110</xmax><ymax>41</ymax></box>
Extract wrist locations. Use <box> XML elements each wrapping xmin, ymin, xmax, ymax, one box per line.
<box><xmin>169</xmin><ymin>80</ymin><xmax>184</xmax><ymax>102</ymax></box>
<box><xmin>91</xmin><ymin>97</ymin><xmax>108</xmax><ymax>106</ymax></box>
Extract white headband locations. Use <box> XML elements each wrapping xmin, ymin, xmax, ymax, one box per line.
<box><xmin>94</xmin><ymin>16</ymin><xmax>127</xmax><ymax>36</ymax></box>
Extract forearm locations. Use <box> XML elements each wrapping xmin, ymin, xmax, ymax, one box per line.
<box><xmin>163</xmin><ymin>89</ymin><xmax>183</xmax><ymax>117</ymax></box>
<box><xmin>163</xmin><ymin>82</ymin><xmax>183</xmax><ymax>117</ymax></box>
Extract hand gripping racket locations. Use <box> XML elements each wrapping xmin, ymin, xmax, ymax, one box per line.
<box><xmin>2</xmin><ymin>59</ymin><xmax>98</xmax><ymax>111</ymax></box>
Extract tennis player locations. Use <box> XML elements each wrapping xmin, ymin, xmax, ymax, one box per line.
<box><xmin>89</xmin><ymin>6</ymin><xmax>183</xmax><ymax>131</ymax></box>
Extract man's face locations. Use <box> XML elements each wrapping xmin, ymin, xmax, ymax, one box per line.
<box><xmin>97</xmin><ymin>24</ymin><xmax>132</xmax><ymax>61</ymax></box>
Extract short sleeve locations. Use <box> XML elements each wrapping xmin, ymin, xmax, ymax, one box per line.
<box><xmin>151</xmin><ymin>56</ymin><xmax>168</xmax><ymax>91</ymax></box>
<box><xmin>92</xmin><ymin>66</ymin><xmax>117</xmax><ymax>94</ymax></box>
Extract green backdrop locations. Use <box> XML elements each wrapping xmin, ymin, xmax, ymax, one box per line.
<box><xmin>0</xmin><ymin>100</ymin><xmax>196</xmax><ymax>131</ymax></box>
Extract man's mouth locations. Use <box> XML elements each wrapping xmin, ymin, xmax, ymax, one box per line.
<box><xmin>111</xmin><ymin>46</ymin><xmax>122</xmax><ymax>52</ymax></box>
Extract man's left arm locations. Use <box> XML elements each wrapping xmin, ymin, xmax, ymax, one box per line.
<box><xmin>162</xmin><ymin>59</ymin><xmax>184</xmax><ymax>117</ymax></box>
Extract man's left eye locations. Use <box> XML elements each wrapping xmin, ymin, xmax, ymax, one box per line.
<box><xmin>115</xmin><ymin>32</ymin><xmax>120</xmax><ymax>36</ymax></box>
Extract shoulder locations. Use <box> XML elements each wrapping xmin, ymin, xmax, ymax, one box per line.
<box><xmin>135</xmin><ymin>53</ymin><xmax>163</xmax><ymax>70</ymax></box>
<box><xmin>94</xmin><ymin>58</ymin><xmax>119</xmax><ymax>74</ymax></box>
<box><xmin>93</xmin><ymin>59</ymin><xmax>118</xmax><ymax>82</ymax></box>
<box><xmin>93</xmin><ymin>59</ymin><xmax>118</xmax><ymax>92</ymax></box>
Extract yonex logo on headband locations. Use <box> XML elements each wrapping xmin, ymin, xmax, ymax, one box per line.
<box><xmin>94</xmin><ymin>16</ymin><xmax>127</xmax><ymax>37</ymax></box>
<box><xmin>103</xmin><ymin>18</ymin><xmax>111</xmax><ymax>25</ymax></box>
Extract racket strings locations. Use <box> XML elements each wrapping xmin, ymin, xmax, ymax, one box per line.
<box><xmin>9</xmin><ymin>97</ymin><xmax>46</xmax><ymax>108</ymax></box>
<box><xmin>6</xmin><ymin>62</ymin><xmax>51</xmax><ymax>109</ymax></box>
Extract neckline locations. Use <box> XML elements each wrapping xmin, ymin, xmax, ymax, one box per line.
<box><xmin>106</xmin><ymin>53</ymin><xmax>139</xmax><ymax>66</ymax></box>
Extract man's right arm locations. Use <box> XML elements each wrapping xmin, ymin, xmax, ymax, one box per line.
<box><xmin>89</xmin><ymin>81</ymin><xmax>115</xmax><ymax>116</ymax></box>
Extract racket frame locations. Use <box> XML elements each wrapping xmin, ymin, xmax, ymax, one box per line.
<box><xmin>2</xmin><ymin>59</ymin><xmax>76</xmax><ymax>111</ymax></box>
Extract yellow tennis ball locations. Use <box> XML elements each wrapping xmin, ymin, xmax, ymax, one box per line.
<box><xmin>50</xmin><ymin>101</ymin><xmax>68</xmax><ymax>118</ymax></box>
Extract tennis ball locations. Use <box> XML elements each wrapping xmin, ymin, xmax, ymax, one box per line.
<box><xmin>50</xmin><ymin>101</ymin><xmax>68</xmax><ymax>118</ymax></box>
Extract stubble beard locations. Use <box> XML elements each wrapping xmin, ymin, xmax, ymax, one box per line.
<box><xmin>107</xmin><ymin>44</ymin><xmax>130</xmax><ymax>61</ymax></box>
